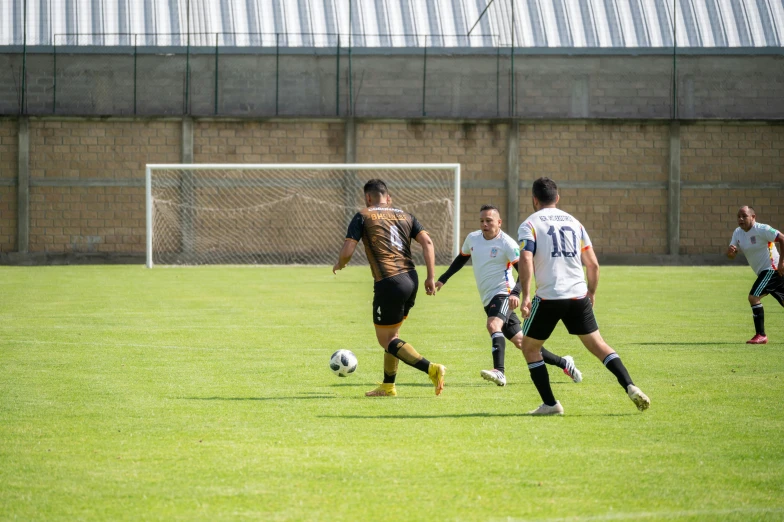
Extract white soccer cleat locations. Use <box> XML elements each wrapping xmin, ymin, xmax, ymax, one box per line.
<box><xmin>527</xmin><ymin>401</ymin><xmax>564</xmax><ymax>416</ymax></box>
<box><xmin>562</xmin><ymin>355</ymin><xmax>582</xmax><ymax>383</ymax></box>
<box><xmin>480</xmin><ymin>369</ymin><xmax>507</xmax><ymax>387</ymax></box>
<box><xmin>627</xmin><ymin>385</ymin><xmax>650</xmax><ymax>412</ymax></box>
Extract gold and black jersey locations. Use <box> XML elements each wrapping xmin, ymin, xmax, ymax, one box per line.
<box><xmin>345</xmin><ymin>207</ymin><xmax>426</xmax><ymax>282</ymax></box>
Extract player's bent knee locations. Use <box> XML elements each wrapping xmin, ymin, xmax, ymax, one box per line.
<box><xmin>748</xmin><ymin>294</ymin><xmax>761</xmax><ymax>305</ymax></box>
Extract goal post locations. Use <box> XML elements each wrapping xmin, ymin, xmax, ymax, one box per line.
<box><xmin>145</xmin><ymin>163</ymin><xmax>461</xmax><ymax>268</ymax></box>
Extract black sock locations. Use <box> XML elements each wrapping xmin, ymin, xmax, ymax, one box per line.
<box><xmin>603</xmin><ymin>353</ymin><xmax>633</xmax><ymax>389</ymax></box>
<box><xmin>528</xmin><ymin>360</ymin><xmax>556</xmax><ymax>406</ymax></box>
<box><xmin>752</xmin><ymin>304</ymin><xmax>765</xmax><ymax>336</ymax></box>
<box><xmin>413</xmin><ymin>358</ymin><xmax>431</xmax><ymax>373</ymax></box>
<box><xmin>540</xmin><ymin>347</ymin><xmax>565</xmax><ymax>369</ymax></box>
<box><xmin>491</xmin><ymin>332</ymin><xmax>506</xmax><ymax>373</ymax></box>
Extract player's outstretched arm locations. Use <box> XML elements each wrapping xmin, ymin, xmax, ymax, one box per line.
<box><xmin>333</xmin><ymin>239</ymin><xmax>357</xmax><ymax>274</ymax></box>
<box><xmin>415</xmin><ymin>232</ymin><xmax>437</xmax><ymax>295</ymax></box>
<box><xmin>581</xmin><ymin>246</ymin><xmax>600</xmax><ymax>305</ymax></box>
<box><xmin>435</xmin><ymin>253</ymin><xmax>470</xmax><ymax>292</ymax></box>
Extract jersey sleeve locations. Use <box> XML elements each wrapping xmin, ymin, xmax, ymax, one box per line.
<box><xmin>504</xmin><ymin>235</ymin><xmax>520</xmax><ymax>262</ymax></box>
<box><xmin>518</xmin><ymin>220</ymin><xmax>535</xmax><ymax>243</ymax></box>
<box><xmin>460</xmin><ymin>235</ymin><xmax>472</xmax><ymax>256</ymax></box>
<box><xmin>761</xmin><ymin>225</ymin><xmax>780</xmax><ymax>242</ymax></box>
<box><xmin>580</xmin><ymin>225</ymin><xmax>593</xmax><ymax>251</ymax></box>
<box><xmin>409</xmin><ymin>215</ymin><xmax>426</xmax><ymax>240</ymax></box>
<box><xmin>345</xmin><ymin>212</ymin><xmax>364</xmax><ymax>242</ymax></box>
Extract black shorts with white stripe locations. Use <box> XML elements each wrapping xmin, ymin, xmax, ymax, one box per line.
<box><xmin>522</xmin><ymin>296</ymin><xmax>599</xmax><ymax>341</ymax></box>
<box><xmin>750</xmin><ymin>270</ymin><xmax>784</xmax><ymax>306</ymax></box>
<box><xmin>484</xmin><ymin>293</ymin><xmax>522</xmax><ymax>340</ymax></box>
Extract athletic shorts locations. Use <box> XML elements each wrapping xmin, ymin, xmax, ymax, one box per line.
<box><xmin>522</xmin><ymin>296</ymin><xmax>599</xmax><ymax>341</ymax></box>
<box><xmin>484</xmin><ymin>293</ymin><xmax>522</xmax><ymax>340</ymax></box>
<box><xmin>373</xmin><ymin>270</ymin><xmax>418</xmax><ymax>327</ymax></box>
<box><xmin>750</xmin><ymin>270</ymin><xmax>784</xmax><ymax>306</ymax></box>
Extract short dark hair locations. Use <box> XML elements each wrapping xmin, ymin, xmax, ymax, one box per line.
<box><xmin>480</xmin><ymin>204</ymin><xmax>499</xmax><ymax>214</ymax></box>
<box><xmin>532</xmin><ymin>177</ymin><xmax>558</xmax><ymax>205</ymax></box>
<box><xmin>363</xmin><ymin>179</ymin><xmax>389</xmax><ymax>197</ymax></box>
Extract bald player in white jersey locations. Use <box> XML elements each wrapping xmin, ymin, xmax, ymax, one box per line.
<box><xmin>434</xmin><ymin>204</ymin><xmax>582</xmax><ymax>387</ymax></box>
<box><xmin>727</xmin><ymin>205</ymin><xmax>784</xmax><ymax>344</ymax></box>
<box><xmin>516</xmin><ymin>177</ymin><xmax>650</xmax><ymax>415</ymax></box>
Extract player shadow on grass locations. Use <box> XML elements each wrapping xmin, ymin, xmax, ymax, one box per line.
<box><xmin>632</xmin><ymin>342</ymin><xmax>742</xmax><ymax>346</ymax></box>
<box><xmin>177</xmin><ymin>395</ymin><xmax>338</xmax><ymax>401</ymax></box>
<box><xmin>319</xmin><ymin>412</ymin><xmax>636</xmax><ymax>419</ymax></box>
<box><xmin>329</xmin><ymin>381</ymin><xmax>574</xmax><ymax>388</ymax></box>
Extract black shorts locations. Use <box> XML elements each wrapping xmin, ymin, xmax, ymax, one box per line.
<box><xmin>522</xmin><ymin>296</ymin><xmax>599</xmax><ymax>341</ymax></box>
<box><xmin>750</xmin><ymin>270</ymin><xmax>784</xmax><ymax>306</ymax></box>
<box><xmin>373</xmin><ymin>270</ymin><xmax>418</xmax><ymax>327</ymax></box>
<box><xmin>484</xmin><ymin>293</ymin><xmax>522</xmax><ymax>340</ymax></box>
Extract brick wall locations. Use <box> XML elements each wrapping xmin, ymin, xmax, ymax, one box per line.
<box><xmin>0</xmin><ymin>186</ymin><xmax>15</xmax><ymax>252</ymax></box>
<box><xmin>681</xmin><ymin>124</ymin><xmax>784</xmax><ymax>255</ymax></box>
<box><xmin>0</xmin><ymin>119</ymin><xmax>17</xmax><ymax>251</ymax></box>
<box><xmin>193</xmin><ymin>121</ymin><xmax>345</xmax><ymax>163</ymax></box>
<box><xmin>518</xmin><ymin>123</ymin><xmax>670</xmax><ymax>255</ymax></box>
<box><xmin>1</xmin><ymin>118</ymin><xmax>782</xmax><ymax>261</ymax></box>
<box><xmin>27</xmin><ymin>120</ymin><xmax>180</xmax><ymax>252</ymax></box>
<box><xmin>356</xmin><ymin>121</ymin><xmax>508</xmax><ymax>248</ymax></box>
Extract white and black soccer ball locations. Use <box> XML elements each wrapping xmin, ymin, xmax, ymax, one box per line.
<box><xmin>330</xmin><ymin>349</ymin><xmax>358</xmax><ymax>377</ymax></box>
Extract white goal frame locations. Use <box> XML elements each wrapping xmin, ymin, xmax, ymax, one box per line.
<box><xmin>145</xmin><ymin>163</ymin><xmax>461</xmax><ymax>268</ymax></box>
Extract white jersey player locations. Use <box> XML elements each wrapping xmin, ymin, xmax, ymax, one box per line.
<box><xmin>726</xmin><ymin>205</ymin><xmax>784</xmax><ymax>344</ymax></box>
<box><xmin>435</xmin><ymin>205</ymin><xmax>582</xmax><ymax>387</ymax></box>
<box><xmin>515</xmin><ymin>177</ymin><xmax>650</xmax><ymax>416</ymax></box>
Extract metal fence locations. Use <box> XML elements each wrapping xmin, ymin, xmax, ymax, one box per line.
<box><xmin>1</xmin><ymin>33</ymin><xmax>783</xmax><ymax>119</ymax></box>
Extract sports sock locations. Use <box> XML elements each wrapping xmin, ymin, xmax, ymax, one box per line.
<box><xmin>491</xmin><ymin>332</ymin><xmax>506</xmax><ymax>373</ymax></box>
<box><xmin>540</xmin><ymin>347</ymin><xmax>565</xmax><ymax>369</ymax></box>
<box><xmin>387</xmin><ymin>339</ymin><xmax>431</xmax><ymax>373</ymax></box>
<box><xmin>603</xmin><ymin>353</ymin><xmax>633</xmax><ymax>389</ymax></box>
<box><xmin>383</xmin><ymin>352</ymin><xmax>398</xmax><ymax>384</ymax></box>
<box><xmin>752</xmin><ymin>304</ymin><xmax>765</xmax><ymax>336</ymax></box>
<box><xmin>528</xmin><ymin>360</ymin><xmax>556</xmax><ymax>406</ymax></box>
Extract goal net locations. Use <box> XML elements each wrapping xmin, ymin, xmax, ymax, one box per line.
<box><xmin>145</xmin><ymin>164</ymin><xmax>460</xmax><ymax>267</ymax></box>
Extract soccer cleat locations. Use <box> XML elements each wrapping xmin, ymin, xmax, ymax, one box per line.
<box><xmin>527</xmin><ymin>401</ymin><xmax>564</xmax><ymax>416</ymax></box>
<box><xmin>365</xmin><ymin>383</ymin><xmax>397</xmax><ymax>397</ymax></box>
<box><xmin>562</xmin><ymin>355</ymin><xmax>583</xmax><ymax>383</ymax></box>
<box><xmin>627</xmin><ymin>385</ymin><xmax>650</xmax><ymax>412</ymax></box>
<box><xmin>480</xmin><ymin>369</ymin><xmax>507</xmax><ymax>387</ymax></box>
<box><xmin>746</xmin><ymin>334</ymin><xmax>768</xmax><ymax>345</ymax></box>
<box><xmin>428</xmin><ymin>364</ymin><xmax>447</xmax><ymax>396</ymax></box>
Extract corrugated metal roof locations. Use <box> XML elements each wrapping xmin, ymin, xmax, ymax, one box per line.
<box><xmin>2</xmin><ymin>0</ymin><xmax>783</xmax><ymax>48</ymax></box>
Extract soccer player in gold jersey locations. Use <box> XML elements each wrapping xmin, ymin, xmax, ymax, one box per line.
<box><xmin>333</xmin><ymin>179</ymin><xmax>446</xmax><ymax>397</ymax></box>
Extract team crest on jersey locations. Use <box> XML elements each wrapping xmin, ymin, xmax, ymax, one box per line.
<box><xmin>490</xmin><ymin>247</ymin><xmax>499</xmax><ymax>258</ymax></box>
<box><xmin>750</xmin><ymin>236</ymin><xmax>757</xmax><ymax>244</ymax></box>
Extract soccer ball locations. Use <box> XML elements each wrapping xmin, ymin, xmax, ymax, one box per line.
<box><xmin>330</xmin><ymin>349</ymin><xmax>358</xmax><ymax>377</ymax></box>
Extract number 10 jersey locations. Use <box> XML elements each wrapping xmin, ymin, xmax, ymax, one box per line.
<box><xmin>517</xmin><ymin>207</ymin><xmax>592</xmax><ymax>300</ymax></box>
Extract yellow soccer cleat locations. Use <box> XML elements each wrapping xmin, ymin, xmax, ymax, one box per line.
<box><xmin>428</xmin><ymin>364</ymin><xmax>447</xmax><ymax>396</ymax></box>
<box><xmin>365</xmin><ymin>383</ymin><xmax>397</xmax><ymax>397</ymax></box>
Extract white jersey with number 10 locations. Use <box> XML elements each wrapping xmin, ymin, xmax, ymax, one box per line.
<box><xmin>517</xmin><ymin>208</ymin><xmax>593</xmax><ymax>300</ymax></box>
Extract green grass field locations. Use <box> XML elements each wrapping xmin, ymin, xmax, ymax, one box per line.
<box><xmin>1</xmin><ymin>265</ymin><xmax>783</xmax><ymax>521</ymax></box>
